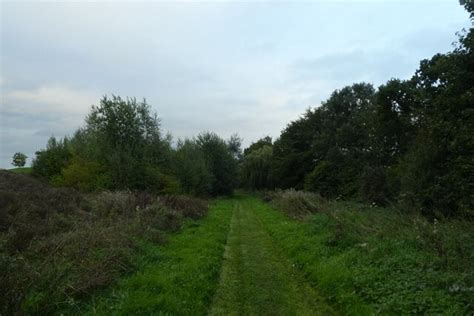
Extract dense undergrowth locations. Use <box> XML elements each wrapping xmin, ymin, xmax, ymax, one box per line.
<box><xmin>260</xmin><ymin>190</ymin><xmax>474</xmax><ymax>314</ymax></box>
<box><xmin>77</xmin><ymin>198</ymin><xmax>233</xmax><ymax>315</ymax></box>
<box><xmin>0</xmin><ymin>170</ymin><xmax>208</xmax><ymax>314</ymax></box>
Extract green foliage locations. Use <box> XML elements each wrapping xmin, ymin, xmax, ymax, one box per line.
<box><xmin>241</xmin><ymin>141</ymin><xmax>273</xmax><ymax>190</ymax></box>
<box><xmin>11</xmin><ymin>152</ymin><xmax>27</xmax><ymax>167</ymax></box>
<box><xmin>197</xmin><ymin>132</ymin><xmax>239</xmax><ymax>195</ymax></box>
<box><xmin>269</xmin><ymin>83</ymin><xmax>376</xmax><ymax>195</ymax></box>
<box><xmin>211</xmin><ymin>196</ymin><xmax>334</xmax><ymax>315</ymax></box>
<box><xmin>8</xmin><ymin>167</ymin><xmax>32</xmax><ymax>174</ymax></box>
<box><xmin>0</xmin><ymin>170</ymin><xmax>209</xmax><ymax>314</ymax></box>
<box><xmin>265</xmin><ymin>189</ymin><xmax>326</xmax><ymax>219</ymax></box>
<box><xmin>174</xmin><ymin>139</ymin><xmax>213</xmax><ymax>195</ymax></box>
<box><xmin>84</xmin><ymin>95</ymin><xmax>165</xmax><ymax>190</ymax></box>
<box><xmin>397</xmin><ymin>34</ymin><xmax>474</xmax><ymax>218</ymax></box>
<box><xmin>243</xmin><ymin>136</ymin><xmax>272</xmax><ymax>157</ymax></box>
<box><xmin>78</xmin><ymin>198</ymin><xmax>233</xmax><ymax>315</ymax></box>
<box><xmin>271</xmin><ymin>109</ymin><xmax>319</xmax><ymax>189</ymax></box>
<box><xmin>54</xmin><ymin>158</ymin><xmax>109</xmax><ymax>191</ymax></box>
<box><xmin>172</xmin><ymin>134</ymin><xmax>240</xmax><ymax>196</ymax></box>
<box><xmin>242</xmin><ymin>3</ymin><xmax>473</xmax><ymax>218</ymax></box>
<box><xmin>227</xmin><ymin>133</ymin><xmax>243</xmax><ymax>160</ymax></box>
<box><xmin>31</xmin><ymin>96</ymin><xmax>240</xmax><ymax>196</ymax></box>
<box><xmin>359</xmin><ymin>165</ymin><xmax>389</xmax><ymax>205</ymax></box>
<box><xmin>32</xmin><ymin>136</ymin><xmax>71</xmax><ymax>181</ymax></box>
<box><xmin>460</xmin><ymin>0</ymin><xmax>474</xmax><ymax>17</ymax></box>
<box><xmin>257</xmin><ymin>192</ymin><xmax>474</xmax><ymax>314</ymax></box>
<box><xmin>304</xmin><ymin>160</ymin><xmax>341</xmax><ymax>198</ymax></box>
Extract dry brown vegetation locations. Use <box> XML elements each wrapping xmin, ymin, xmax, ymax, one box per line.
<box><xmin>0</xmin><ymin>170</ymin><xmax>208</xmax><ymax>314</ymax></box>
<box><xmin>263</xmin><ymin>189</ymin><xmax>328</xmax><ymax>219</ymax></box>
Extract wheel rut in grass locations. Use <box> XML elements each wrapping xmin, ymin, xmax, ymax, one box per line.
<box><xmin>210</xmin><ymin>198</ymin><xmax>334</xmax><ymax>315</ymax></box>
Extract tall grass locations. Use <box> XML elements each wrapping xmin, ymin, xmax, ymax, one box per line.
<box><xmin>0</xmin><ymin>170</ymin><xmax>208</xmax><ymax>314</ymax></box>
<box><xmin>258</xmin><ymin>190</ymin><xmax>474</xmax><ymax>314</ymax></box>
<box><xmin>263</xmin><ymin>189</ymin><xmax>327</xmax><ymax>218</ymax></box>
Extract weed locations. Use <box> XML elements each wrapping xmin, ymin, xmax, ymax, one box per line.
<box><xmin>0</xmin><ymin>170</ymin><xmax>208</xmax><ymax>314</ymax></box>
<box><xmin>259</xmin><ymin>191</ymin><xmax>474</xmax><ymax>314</ymax></box>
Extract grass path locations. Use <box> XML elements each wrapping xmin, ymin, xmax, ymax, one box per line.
<box><xmin>82</xmin><ymin>198</ymin><xmax>234</xmax><ymax>315</ymax></box>
<box><xmin>209</xmin><ymin>196</ymin><xmax>334</xmax><ymax>315</ymax></box>
<box><xmin>76</xmin><ymin>195</ymin><xmax>334</xmax><ymax>315</ymax></box>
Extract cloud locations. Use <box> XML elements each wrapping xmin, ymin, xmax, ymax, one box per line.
<box><xmin>0</xmin><ymin>0</ymin><xmax>470</xmax><ymax>168</ymax></box>
<box><xmin>0</xmin><ymin>85</ymin><xmax>100</xmax><ymax>168</ymax></box>
<box><xmin>291</xmin><ymin>49</ymin><xmax>412</xmax><ymax>87</ymax></box>
<box><xmin>4</xmin><ymin>85</ymin><xmax>98</xmax><ymax>118</ymax></box>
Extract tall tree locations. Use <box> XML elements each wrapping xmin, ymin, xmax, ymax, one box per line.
<box><xmin>197</xmin><ymin>132</ymin><xmax>239</xmax><ymax>195</ymax></box>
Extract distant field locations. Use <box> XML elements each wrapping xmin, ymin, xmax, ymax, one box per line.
<box><xmin>8</xmin><ymin>167</ymin><xmax>32</xmax><ymax>174</ymax></box>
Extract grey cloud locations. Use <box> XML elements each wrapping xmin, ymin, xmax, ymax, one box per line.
<box><xmin>1</xmin><ymin>1</ymin><xmax>470</xmax><ymax>168</ymax></box>
<box><xmin>291</xmin><ymin>49</ymin><xmax>413</xmax><ymax>86</ymax></box>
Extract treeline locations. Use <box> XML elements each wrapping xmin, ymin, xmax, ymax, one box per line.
<box><xmin>32</xmin><ymin>3</ymin><xmax>472</xmax><ymax>218</ymax></box>
<box><xmin>241</xmin><ymin>2</ymin><xmax>473</xmax><ymax>218</ymax></box>
<box><xmin>32</xmin><ymin>96</ymin><xmax>240</xmax><ymax>196</ymax></box>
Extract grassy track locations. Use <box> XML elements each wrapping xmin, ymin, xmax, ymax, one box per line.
<box><xmin>72</xmin><ymin>194</ymin><xmax>336</xmax><ymax>315</ymax></box>
<box><xmin>210</xmin><ymin>196</ymin><xmax>334</xmax><ymax>315</ymax></box>
<box><xmin>245</xmin><ymin>196</ymin><xmax>373</xmax><ymax>315</ymax></box>
<box><xmin>82</xmin><ymin>198</ymin><xmax>234</xmax><ymax>315</ymax></box>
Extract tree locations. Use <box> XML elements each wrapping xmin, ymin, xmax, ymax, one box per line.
<box><xmin>271</xmin><ymin>109</ymin><xmax>318</xmax><ymax>189</ymax></box>
<box><xmin>84</xmin><ymin>95</ymin><xmax>166</xmax><ymax>190</ymax></box>
<box><xmin>243</xmin><ymin>136</ymin><xmax>272</xmax><ymax>157</ymax></box>
<box><xmin>398</xmin><ymin>33</ymin><xmax>474</xmax><ymax>218</ymax></box>
<box><xmin>271</xmin><ymin>83</ymin><xmax>376</xmax><ymax>196</ymax></box>
<box><xmin>32</xmin><ymin>137</ymin><xmax>71</xmax><ymax>180</ymax></box>
<box><xmin>227</xmin><ymin>133</ymin><xmax>243</xmax><ymax>160</ymax></box>
<box><xmin>11</xmin><ymin>152</ymin><xmax>27</xmax><ymax>167</ymax></box>
<box><xmin>241</xmin><ymin>142</ymin><xmax>273</xmax><ymax>190</ymax></box>
<box><xmin>174</xmin><ymin>139</ymin><xmax>212</xmax><ymax>195</ymax></box>
<box><xmin>197</xmin><ymin>132</ymin><xmax>239</xmax><ymax>195</ymax></box>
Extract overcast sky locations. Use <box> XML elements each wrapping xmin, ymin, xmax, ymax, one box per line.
<box><xmin>0</xmin><ymin>0</ymin><xmax>471</xmax><ymax>168</ymax></box>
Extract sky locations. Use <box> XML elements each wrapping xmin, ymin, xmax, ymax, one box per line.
<box><xmin>0</xmin><ymin>0</ymin><xmax>471</xmax><ymax>168</ymax></box>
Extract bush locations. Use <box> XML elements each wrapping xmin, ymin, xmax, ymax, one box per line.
<box><xmin>0</xmin><ymin>170</ymin><xmax>208</xmax><ymax>314</ymax></box>
<box><xmin>197</xmin><ymin>132</ymin><xmax>239</xmax><ymax>195</ymax></box>
<box><xmin>174</xmin><ymin>139</ymin><xmax>213</xmax><ymax>195</ymax></box>
<box><xmin>359</xmin><ymin>166</ymin><xmax>389</xmax><ymax>205</ymax></box>
<box><xmin>269</xmin><ymin>189</ymin><xmax>327</xmax><ymax>219</ymax></box>
<box><xmin>32</xmin><ymin>137</ymin><xmax>71</xmax><ymax>180</ymax></box>
<box><xmin>262</xmin><ymin>192</ymin><xmax>474</xmax><ymax>314</ymax></box>
<box><xmin>304</xmin><ymin>161</ymin><xmax>341</xmax><ymax>198</ymax></box>
<box><xmin>241</xmin><ymin>144</ymin><xmax>273</xmax><ymax>190</ymax></box>
<box><xmin>55</xmin><ymin>158</ymin><xmax>110</xmax><ymax>191</ymax></box>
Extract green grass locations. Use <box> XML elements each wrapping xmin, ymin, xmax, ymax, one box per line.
<box><xmin>210</xmin><ymin>195</ymin><xmax>334</xmax><ymax>315</ymax></box>
<box><xmin>63</xmin><ymin>194</ymin><xmax>337</xmax><ymax>315</ymax></box>
<box><xmin>76</xmin><ymin>198</ymin><xmax>234</xmax><ymax>315</ymax></box>
<box><xmin>240</xmin><ymin>196</ymin><xmax>372</xmax><ymax>315</ymax></box>
<box><xmin>254</xmin><ymin>195</ymin><xmax>473</xmax><ymax>315</ymax></box>
<box><xmin>52</xmin><ymin>193</ymin><xmax>472</xmax><ymax>315</ymax></box>
<box><xmin>8</xmin><ymin>167</ymin><xmax>32</xmax><ymax>174</ymax></box>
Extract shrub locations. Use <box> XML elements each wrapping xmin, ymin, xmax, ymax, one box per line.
<box><xmin>269</xmin><ymin>189</ymin><xmax>327</xmax><ymax>219</ymax></box>
<box><xmin>304</xmin><ymin>161</ymin><xmax>341</xmax><ymax>198</ymax></box>
<box><xmin>174</xmin><ymin>139</ymin><xmax>213</xmax><ymax>195</ymax></box>
<box><xmin>197</xmin><ymin>132</ymin><xmax>239</xmax><ymax>195</ymax></box>
<box><xmin>0</xmin><ymin>170</ymin><xmax>208</xmax><ymax>314</ymax></box>
<box><xmin>158</xmin><ymin>195</ymin><xmax>209</xmax><ymax>220</ymax></box>
<box><xmin>359</xmin><ymin>166</ymin><xmax>389</xmax><ymax>205</ymax></box>
<box><xmin>56</xmin><ymin>158</ymin><xmax>110</xmax><ymax>191</ymax></box>
<box><xmin>32</xmin><ymin>137</ymin><xmax>71</xmax><ymax>180</ymax></box>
